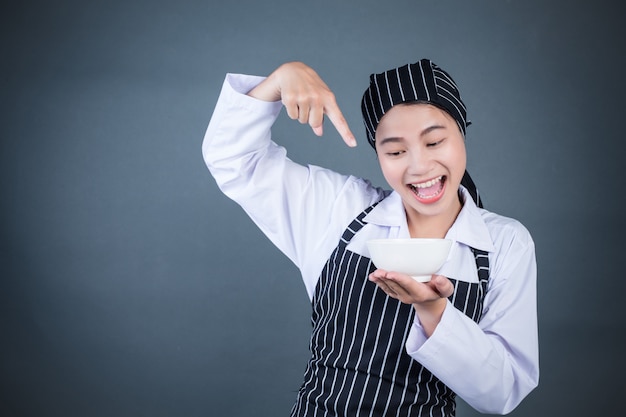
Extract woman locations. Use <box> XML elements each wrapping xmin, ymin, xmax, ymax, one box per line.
<box><xmin>203</xmin><ymin>59</ymin><xmax>539</xmax><ymax>415</ymax></box>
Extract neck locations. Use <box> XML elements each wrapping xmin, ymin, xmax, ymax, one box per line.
<box><xmin>406</xmin><ymin>191</ymin><xmax>463</xmax><ymax>238</ymax></box>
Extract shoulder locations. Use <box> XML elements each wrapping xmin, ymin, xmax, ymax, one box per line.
<box><xmin>480</xmin><ymin>209</ymin><xmax>534</xmax><ymax>249</ymax></box>
<box><xmin>478</xmin><ymin>209</ymin><xmax>536</xmax><ymax>281</ymax></box>
<box><xmin>308</xmin><ymin>165</ymin><xmax>387</xmax><ymax>209</ymax></box>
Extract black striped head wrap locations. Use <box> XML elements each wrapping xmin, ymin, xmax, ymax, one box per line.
<box><xmin>361</xmin><ymin>58</ymin><xmax>469</xmax><ymax>147</ymax></box>
<box><xmin>361</xmin><ymin>58</ymin><xmax>483</xmax><ymax>208</ymax></box>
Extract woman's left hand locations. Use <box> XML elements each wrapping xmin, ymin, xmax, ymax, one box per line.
<box><xmin>369</xmin><ymin>270</ymin><xmax>455</xmax><ymax>336</ymax></box>
<box><xmin>368</xmin><ymin>270</ymin><xmax>454</xmax><ymax>304</ymax></box>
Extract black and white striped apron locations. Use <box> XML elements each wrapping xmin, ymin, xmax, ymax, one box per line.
<box><xmin>290</xmin><ymin>203</ymin><xmax>490</xmax><ymax>417</ymax></box>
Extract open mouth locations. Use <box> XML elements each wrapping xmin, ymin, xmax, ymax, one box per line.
<box><xmin>408</xmin><ymin>175</ymin><xmax>446</xmax><ymax>202</ymax></box>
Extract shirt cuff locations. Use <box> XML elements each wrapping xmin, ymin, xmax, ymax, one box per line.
<box><xmin>405</xmin><ymin>299</ymin><xmax>456</xmax><ymax>356</ymax></box>
<box><xmin>222</xmin><ymin>73</ymin><xmax>283</xmax><ymax>116</ymax></box>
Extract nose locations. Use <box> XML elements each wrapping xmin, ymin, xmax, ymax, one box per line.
<box><xmin>407</xmin><ymin>149</ymin><xmax>433</xmax><ymax>176</ymax></box>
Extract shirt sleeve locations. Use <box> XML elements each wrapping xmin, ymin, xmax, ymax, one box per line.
<box><xmin>405</xmin><ymin>222</ymin><xmax>539</xmax><ymax>414</ymax></box>
<box><xmin>202</xmin><ymin>74</ymin><xmax>383</xmax><ymax>297</ymax></box>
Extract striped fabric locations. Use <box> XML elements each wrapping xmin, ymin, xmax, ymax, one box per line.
<box><xmin>360</xmin><ymin>59</ymin><xmax>469</xmax><ymax>148</ymax></box>
<box><xmin>461</xmin><ymin>170</ymin><xmax>483</xmax><ymax>209</ymax></box>
<box><xmin>290</xmin><ymin>202</ymin><xmax>491</xmax><ymax>417</ymax></box>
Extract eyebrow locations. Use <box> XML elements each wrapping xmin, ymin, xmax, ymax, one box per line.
<box><xmin>377</xmin><ymin>124</ymin><xmax>446</xmax><ymax>146</ymax></box>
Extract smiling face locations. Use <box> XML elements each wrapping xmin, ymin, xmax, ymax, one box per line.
<box><xmin>375</xmin><ymin>103</ymin><xmax>467</xmax><ymax>238</ymax></box>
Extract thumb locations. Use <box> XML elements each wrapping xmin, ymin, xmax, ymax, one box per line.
<box><xmin>432</xmin><ymin>275</ymin><xmax>454</xmax><ymax>298</ymax></box>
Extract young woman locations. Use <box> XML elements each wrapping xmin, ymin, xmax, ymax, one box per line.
<box><xmin>203</xmin><ymin>59</ymin><xmax>538</xmax><ymax>416</ymax></box>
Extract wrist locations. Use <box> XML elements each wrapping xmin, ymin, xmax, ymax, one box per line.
<box><xmin>413</xmin><ymin>298</ymin><xmax>448</xmax><ymax>337</ymax></box>
<box><xmin>247</xmin><ymin>71</ymin><xmax>281</xmax><ymax>102</ymax></box>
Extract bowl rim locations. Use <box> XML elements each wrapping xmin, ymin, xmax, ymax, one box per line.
<box><xmin>366</xmin><ymin>238</ymin><xmax>452</xmax><ymax>245</ymax></box>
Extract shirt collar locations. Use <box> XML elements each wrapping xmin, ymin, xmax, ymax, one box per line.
<box><xmin>363</xmin><ymin>187</ymin><xmax>495</xmax><ymax>253</ymax></box>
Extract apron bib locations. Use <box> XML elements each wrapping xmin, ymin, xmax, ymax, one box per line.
<box><xmin>291</xmin><ymin>203</ymin><xmax>490</xmax><ymax>417</ymax></box>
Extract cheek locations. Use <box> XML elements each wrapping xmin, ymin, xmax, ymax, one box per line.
<box><xmin>378</xmin><ymin>159</ymin><xmax>401</xmax><ymax>185</ymax></box>
<box><xmin>445</xmin><ymin>140</ymin><xmax>467</xmax><ymax>172</ymax></box>
<box><xmin>449</xmin><ymin>146</ymin><xmax>467</xmax><ymax>184</ymax></box>
<box><xmin>457</xmin><ymin>144</ymin><xmax>467</xmax><ymax>169</ymax></box>
<box><xmin>451</xmin><ymin>148</ymin><xmax>466</xmax><ymax>168</ymax></box>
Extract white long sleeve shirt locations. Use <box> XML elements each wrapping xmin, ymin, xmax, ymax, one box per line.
<box><xmin>202</xmin><ymin>73</ymin><xmax>539</xmax><ymax>414</ymax></box>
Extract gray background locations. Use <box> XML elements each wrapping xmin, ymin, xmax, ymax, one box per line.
<box><xmin>1</xmin><ymin>0</ymin><xmax>624</xmax><ymax>416</ymax></box>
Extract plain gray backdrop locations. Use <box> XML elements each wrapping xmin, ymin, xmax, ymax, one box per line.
<box><xmin>1</xmin><ymin>0</ymin><xmax>624</xmax><ymax>416</ymax></box>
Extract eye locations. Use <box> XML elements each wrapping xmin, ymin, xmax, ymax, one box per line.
<box><xmin>385</xmin><ymin>150</ymin><xmax>405</xmax><ymax>157</ymax></box>
<box><xmin>426</xmin><ymin>139</ymin><xmax>444</xmax><ymax>147</ymax></box>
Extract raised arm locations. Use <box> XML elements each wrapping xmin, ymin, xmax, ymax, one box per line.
<box><xmin>203</xmin><ymin>65</ymin><xmax>382</xmax><ymax>297</ymax></box>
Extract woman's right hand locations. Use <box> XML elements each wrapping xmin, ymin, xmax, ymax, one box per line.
<box><xmin>247</xmin><ymin>62</ymin><xmax>357</xmax><ymax>147</ymax></box>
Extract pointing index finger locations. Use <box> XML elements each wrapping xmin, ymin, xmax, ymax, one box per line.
<box><xmin>325</xmin><ymin>102</ymin><xmax>357</xmax><ymax>147</ymax></box>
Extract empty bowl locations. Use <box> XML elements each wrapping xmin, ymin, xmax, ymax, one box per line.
<box><xmin>366</xmin><ymin>238</ymin><xmax>453</xmax><ymax>282</ymax></box>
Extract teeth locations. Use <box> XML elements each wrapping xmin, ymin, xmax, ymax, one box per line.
<box><xmin>411</xmin><ymin>176</ymin><xmax>443</xmax><ymax>189</ymax></box>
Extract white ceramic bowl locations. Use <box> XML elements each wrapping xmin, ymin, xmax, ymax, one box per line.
<box><xmin>366</xmin><ymin>238</ymin><xmax>453</xmax><ymax>282</ymax></box>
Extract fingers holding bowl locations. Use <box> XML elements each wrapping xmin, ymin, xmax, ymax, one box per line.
<box><xmin>369</xmin><ymin>270</ymin><xmax>445</xmax><ymax>304</ymax></box>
